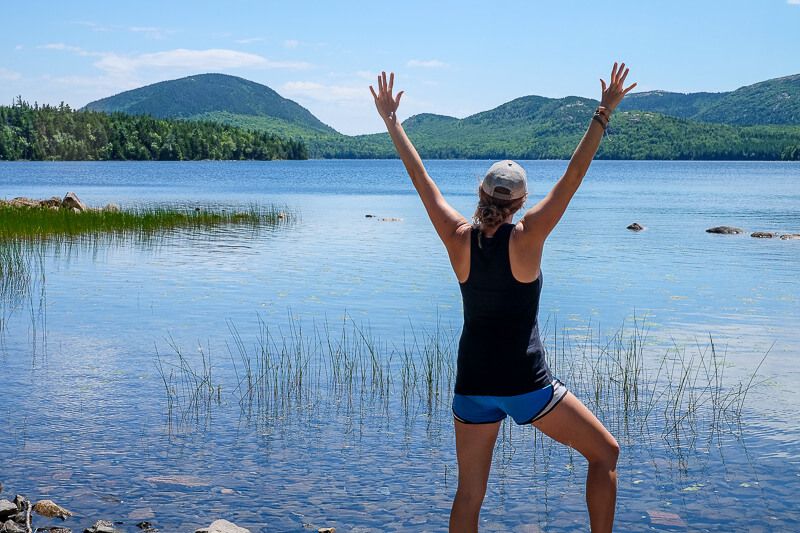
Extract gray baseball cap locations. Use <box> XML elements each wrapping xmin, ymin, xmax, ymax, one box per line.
<box><xmin>480</xmin><ymin>160</ymin><xmax>527</xmax><ymax>200</ymax></box>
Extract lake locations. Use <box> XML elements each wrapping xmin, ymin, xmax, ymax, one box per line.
<box><xmin>0</xmin><ymin>160</ymin><xmax>798</xmax><ymax>532</ymax></box>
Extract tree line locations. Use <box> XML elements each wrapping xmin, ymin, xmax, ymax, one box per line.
<box><xmin>0</xmin><ymin>98</ymin><xmax>307</xmax><ymax>161</ymax></box>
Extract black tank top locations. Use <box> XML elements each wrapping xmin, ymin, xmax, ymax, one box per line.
<box><xmin>455</xmin><ymin>223</ymin><xmax>552</xmax><ymax>396</ymax></box>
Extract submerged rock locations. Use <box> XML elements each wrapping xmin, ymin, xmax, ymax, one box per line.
<box><xmin>34</xmin><ymin>528</ymin><xmax>72</xmax><ymax>533</ymax></box>
<box><xmin>626</xmin><ymin>222</ymin><xmax>644</xmax><ymax>231</ymax></box>
<box><xmin>195</xmin><ymin>520</ymin><xmax>251</xmax><ymax>533</ymax></box>
<box><xmin>780</xmin><ymin>233</ymin><xmax>800</xmax><ymax>240</ymax></box>
<box><xmin>706</xmin><ymin>226</ymin><xmax>744</xmax><ymax>235</ymax></box>
<box><xmin>135</xmin><ymin>522</ymin><xmax>157</xmax><ymax>532</ymax></box>
<box><xmin>751</xmin><ymin>231</ymin><xmax>777</xmax><ymax>238</ymax></box>
<box><xmin>61</xmin><ymin>192</ymin><xmax>87</xmax><ymax>212</ymax></box>
<box><xmin>32</xmin><ymin>500</ymin><xmax>73</xmax><ymax>520</ymax></box>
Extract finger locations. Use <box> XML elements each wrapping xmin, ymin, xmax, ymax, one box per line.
<box><xmin>622</xmin><ymin>82</ymin><xmax>638</xmax><ymax>95</ymax></box>
<box><xmin>389</xmin><ymin>72</ymin><xmax>394</xmax><ymax>94</ymax></box>
<box><xmin>395</xmin><ymin>90</ymin><xmax>404</xmax><ymax>106</ymax></box>
<box><xmin>369</xmin><ymin>85</ymin><xmax>378</xmax><ymax>100</ymax></box>
<box><xmin>600</xmin><ymin>79</ymin><xmax>607</xmax><ymax>93</ymax></box>
<box><xmin>378</xmin><ymin>75</ymin><xmax>383</xmax><ymax>94</ymax></box>
<box><xmin>617</xmin><ymin>63</ymin><xmax>626</xmax><ymax>85</ymax></box>
<box><xmin>611</xmin><ymin>62</ymin><xmax>618</xmax><ymax>84</ymax></box>
<box><xmin>382</xmin><ymin>71</ymin><xmax>387</xmax><ymax>93</ymax></box>
<box><xmin>619</xmin><ymin>67</ymin><xmax>630</xmax><ymax>86</ymax></box>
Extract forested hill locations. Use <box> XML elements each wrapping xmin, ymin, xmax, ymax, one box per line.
<box><xmin>83</xmin><ymin>73</ymin><xmax>336</xmax><ymax>139</ymax></box>
<box><xmin>618</xmin><ymin>73</ymin><xmax>800</xmax><ymax>125</ymax></box>
<box><xmin>42</xmin><ymin>71</ymin><xmax>800</xmax><ymax>161</ymax></box>
<box><xmin>0</xmin><ymin>100</ymin><xmax>307</xmax><ymax>161</ymax></box>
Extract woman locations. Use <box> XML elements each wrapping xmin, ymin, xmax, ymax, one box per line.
<box><xmin>370</xmin><ymin>63</ymin><xmax>636</xmax><ymax>533</ymax></box>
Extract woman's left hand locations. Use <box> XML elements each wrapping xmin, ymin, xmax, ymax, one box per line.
<box><xmin>370</xmin><ymin>71</ymin><xmax>404</xmax><ymax>123</ymax></box>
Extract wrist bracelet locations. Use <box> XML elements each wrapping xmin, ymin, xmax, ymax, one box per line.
<box><xmin>592</xmin><ymin>114</ymin><xmax>608</xmax><ymax>130</ymax></box>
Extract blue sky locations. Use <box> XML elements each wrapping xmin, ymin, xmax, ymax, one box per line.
<box><xmin>1</xmin><ymin>0</ymin><xmax>798</xmax><ymax>135</ymax></box>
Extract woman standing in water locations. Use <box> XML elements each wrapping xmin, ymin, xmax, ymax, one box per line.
<box><xmin>370</xmin><ymin>63</ymin><xmax>636</xmax><ymax>533</ymax></box>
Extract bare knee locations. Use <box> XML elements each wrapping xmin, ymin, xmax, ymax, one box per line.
<box><xmin>455</xmin><ymin>483</ymin><xmax>487</xmax><ymax>508</ymax></box>
<box><xmin>585</xmin><ymin>435</ymin><xmax>620</xmax><ymax>470</ymax></box>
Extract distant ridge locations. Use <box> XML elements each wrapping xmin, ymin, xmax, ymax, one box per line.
<box><xmin>84</xmin><ymin>72</ymin><xmax>800</xmax><ymax>160</ymax></box>
<box><xmin>83</xmin><ymin>73</ymin><xmax>337</xmax><ymax>136</ymax></box>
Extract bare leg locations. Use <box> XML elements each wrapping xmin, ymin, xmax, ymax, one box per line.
<box><xmin>449</xmin><ymin>419</ymin><xmax>502</xmax><ymax>533</ymax></box>
<box><xmin>532</xmin><ymin>392</ymin><xmax>619</xmax><ymax>533</ymax></box>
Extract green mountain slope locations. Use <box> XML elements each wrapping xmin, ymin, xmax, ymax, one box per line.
<box><xmin>83</xmin><ymin>73</ymin><xmax>336</xmax><ymax>135</ymax></box>
<box><xmin>619</xmin><ymin>74</ymin><xmax>800</xmax><ymax>125</ymax></box>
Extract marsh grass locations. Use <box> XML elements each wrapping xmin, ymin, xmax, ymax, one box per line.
<box><xmin>0</xmin><ymin>203</ymin><xmax>290</xmax><ymax>241</ymax></box>
<box><xmin>157</xmin><ymin>313</ymin><xmax>767</xmax><ymax>458</ymax></box>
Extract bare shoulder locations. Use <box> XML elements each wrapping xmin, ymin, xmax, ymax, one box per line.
<box><xmin>448</xmin><ymin>222</ymin><xmax>473</xmax><ymax>283</ymax></box>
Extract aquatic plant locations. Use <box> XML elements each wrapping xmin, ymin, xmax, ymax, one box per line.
<box><xmin>0</xmin><ymin>203</ymin><xmax>291</xmax><ymax>241</ymax></box>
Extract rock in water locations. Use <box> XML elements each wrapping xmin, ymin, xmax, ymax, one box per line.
<box><xmin>706</xmin><ymin>226</ymin><xmax>744</xmax><ymax>235</ymax></box>
<box><xmin>195</xmin><ymin>520</ymin><xmax>251</xmax><ymax>533</ymax></box>
<box><xmin>61</xmin><ymin>192</ymin><xmax>87</xmax><ymax>212</ymax></box>
<box><xmin>0</xmin><ymin>519</ymin><xmax>26</xmax><ymax>533</ymax></box>
<box><xmin>318</xmin><ymin>528</ymin><xmax>336</xmax><ymax>533</ymax></box>
<box><xmin>626</xmin><ymin>222</ymin><xmax>644</xmax><ymax>231</ymax></box>
<box><xmin>33</xmin><ymin>500</ymin><xmax>73</xmax><ymax>519</ymax></box>
<box><xmin>780</xmin><ymin>233</ymin><xmax>800</xmax><ymax>240</ymax></box>
<box><xmin>0</xmin><ymin>501</ymin><xmax>15</xmax><ymax>520</ymax></box>
<box><xmin>84</xmin><ymin>520</ymin><xmax>117</xmax><ymax>533</ymax></box>
<box><xmin>751</xmin><ymin>232</ymin><xmax>777</xmax><ymax>238</ymax></box>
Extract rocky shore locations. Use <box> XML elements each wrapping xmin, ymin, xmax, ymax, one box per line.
<box><xmin>0</xmin><ymin>193</ymin><xmax>118</xmax><ymax>214</ymax></box>
<box><xmin>0</xmin><ymin>484</ymin><xmax>336</xmax><ymax>533</ymax></box>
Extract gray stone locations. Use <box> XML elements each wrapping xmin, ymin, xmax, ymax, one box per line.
<box><xmin>195</xmin><ymin>520</ymin><xmax>251</xmax><ymax>533</ymax></box>
<box><xmin>61</xmin><ymin>192</ymin><xmax>87</xmax><ymax>212</ymax></box>
<box><xmin>103</xmin><ymin>203</ymin><xmax>120</xmax><ymax>212</ymax></box>
<box><xmin>751</xmin><ymin>231</ymin><xmax>777</xmax><ymax>238</ymax></box>
<box><xmin>84</xmin><ymin>520</ymin><xmax>116</xmax><ymax>533</ymax></box>
<box><xmin>627</xmin><ymin>222</ymin><xmax>644</xmax><ymax>231</ymax></box>
<box><xmin>0</xmin><ymin>502</ymin><xmax>15</xmax><ymax>521</ymax></box>
<box><xmin>34</xmin><ymin>528</ymin><xmax>72</xmax><ymax>533</ymax></box>
<box><xmin>11</xmin><ymin>495</ymin><xmax>27</xmax><ymax>513</ymax></box>
<box><xmin>1</xmin><ymin>520</ymin><xmax>25</xmax><ymax>533</ymax></box>
<box><xmin>780</xmin><ymin>233</ymin><xmax>800</xmax><ymax>240</ymax></box>
<box><xmin>706</xmin><ymin>225</ymin><xmax>744</xmax><ymax>234</ymax></box>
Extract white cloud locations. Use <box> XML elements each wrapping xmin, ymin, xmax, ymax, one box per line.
<box><xmin>15</xmin><ymin>45</ymin><xmax>23</xmax><ymax>50</ymax></box>
<box><xmin>283</xmin><ymin>39</ymin><xmax>300</xmax><ymax>49</ymax></box>
<box><xmin>38</xmin><ymin>43</ymin><xmax>97</xmax><ymax>56</ymax></box>
<box><xmin>788</xmin><ymin>0</ymin><xmax>800</xmax><ymax>4</ymax></box>
<box><xmin>407</xmin><ymin>59</ymin><xmax>448</xmax><ymax>68</ymax></box>
<box><xmin>235</xmin><ymin>37</ymin><xmax>265</xmax><ymax>44</ymax></box>
<box><xmin>0</xmin><ymin>68</ymin><xmax>21</xmax><ymax>81</ymax></box>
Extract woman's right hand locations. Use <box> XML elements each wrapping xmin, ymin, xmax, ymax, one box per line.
<box><xmin>600</xmin><ymin>62</ymin><xmax>637</xmax><ymax>112</ymax></box>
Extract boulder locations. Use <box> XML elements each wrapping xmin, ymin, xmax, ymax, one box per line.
<box><xmin>0</xmin><ymin>501</ymin><xmax>15</xmax><ymax>520</ymax></box>
<box><xmin>32</xmin><ymin>500</ymin><xmax>72</xmax><ymax>520</ymax></box>
<box><xmin>706</xmin><ymin>226</ymin><xmax>744</xmax><ymax>235</ymax></box>
<box><xmin>34</xmin><ymin>528</ymin><xmax>72</xmax><ymax>533</ymax></box>
<box><xmin>0</xmin><ymin>520</ymin><xmax>25</xmax><ymax>533</ymax></box>
<box><xmin>780</xmin><ymin>233</ymin><xmax>800</xmax><ymax>240</ymax></box>
<box><xmin>39</xmin><ymin>197</ymin><xmax>62</xmax><ymax>208</ymax></box>
<box><xmin>83</xmin><ymin>520</ymin><xmax>116</xmax><ymax>533</ymax></box>
<box><xmin>9</xmin><ymin>197</ymin><xmax>40</xmax><ymax>208</ymax></box>
<box><xmin>318</xmin><ymin>529</ymin><xmax>336</xmax><ymax>533</ymax></box>
<box><xmin>136</xmin><ymin>522</ymin><xmax>157</xmax><ymax>532</ymax></box>
<box><xmin>61</xmin><ymin>192</ymin><xmax>87</xmax><ymax>212</ymax></box>
<box><xmin>626</xmin><ymin>222</ymin><xmax>644</xmax><ymax>231</ymax></box>
<box><xmin>195</xmin><ymin>520</ymin><xmax>251</xmax><ymax>533</ymax></box>
<box><xmin>11</xmin><ymin>496</ymin><xmax>27</xmax><ymax>513</ymax></box>
<box><xmin>750</xmin><ymin>232</ymin><xmax>777</xmax><ymax>238</ymax></box>
<box><xmin>102</xmin><ymin>203</ymin><xmax>120</xmax><ymax>213</ymax></box>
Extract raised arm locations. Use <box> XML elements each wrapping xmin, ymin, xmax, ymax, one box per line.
<box><xmin>518</xmin><ymin>62</ymin><xmax>637</xmax><ymax>242</ymax></box>
<box><xmin>370</xmin><ymin>72</ymin><xmax>469</xmax><ymax>249</ymax></box>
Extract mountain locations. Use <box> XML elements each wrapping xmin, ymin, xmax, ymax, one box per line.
<box><xmin>83</xmin><ymin>73</ymin><xmax>337</xmax><ymax>137</ymax></box>
<box><xmin>83</xmin><ymin>72</ymin><xmax>800</xmax><ymax>160</ymax></box>
<box><xmin>618</xmin><ymin>74</ymin><xmax>800</xmax><ymax>126</ymax></box>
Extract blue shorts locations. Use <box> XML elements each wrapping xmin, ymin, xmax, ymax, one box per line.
<box><xmin>452</xmin><ymin>379</ymin><xmax>568</xmax><ymax>425</ymax></box>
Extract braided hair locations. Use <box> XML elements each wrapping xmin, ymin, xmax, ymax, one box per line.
<box><xmin>472</xmin><ymin>188</ymin><xmax>526</xmax><ymax>232</ymax></box>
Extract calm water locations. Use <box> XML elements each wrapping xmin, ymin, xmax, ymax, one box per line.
<box><xmin>0</xmin><ymin>160</ymin><xmax>798</xmax><ymax>532</ymax></box>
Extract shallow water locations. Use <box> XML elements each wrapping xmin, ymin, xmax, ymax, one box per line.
<box><xmin>0</xmin><ymin>160</ymin><xmax>798</xmax><ymax>531</ymax></box>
